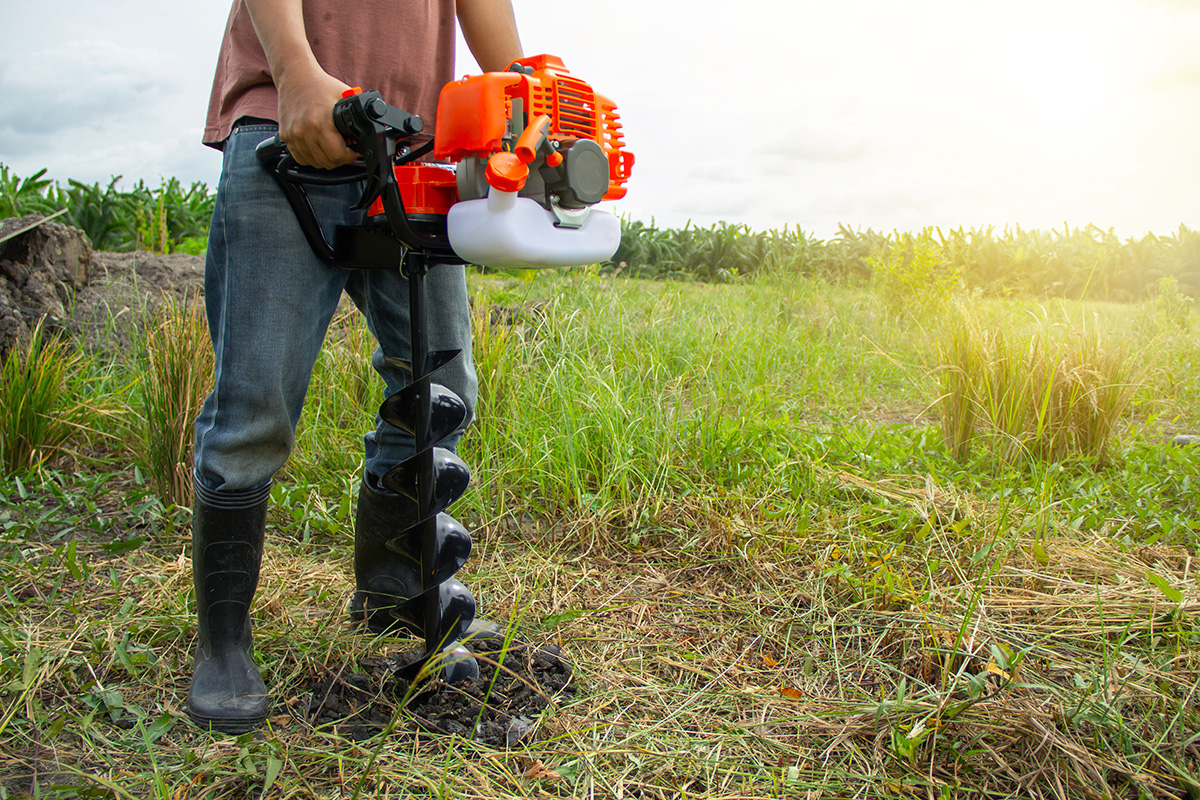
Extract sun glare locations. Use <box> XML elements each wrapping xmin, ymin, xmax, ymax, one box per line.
<box><xmin>944</xmin><ymin>4</ymin><xmax>1130</xmax><ymax>162</ymax></box>
<box><xmin>1007</xmin><ymin>25</ymin><xmax>1113</xmax><ymax>137</ymax></box>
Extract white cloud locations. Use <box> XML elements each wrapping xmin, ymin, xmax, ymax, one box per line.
<box><xmin>1</xmin><ymin>1</ymin><xmax>227</xmax><ymax>186</ymax></box>
<box><xmin>0</xmin><ymin>41</ymin><xmax>170</xmax><ymax>139</ymax></box>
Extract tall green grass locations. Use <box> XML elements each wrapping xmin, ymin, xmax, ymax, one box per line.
<box><xmin>936</xmin><ymin>306</ymin><xmax>1145</xmax><ymax>463</ymax></box>
<box><xmin>457</xmin><ymin>272</ymin><xmax>931</xmax><ymax>533</ymax></box>
<box><xmin>3</xmin><ymin>268</ymin><xmax>1190</xmax><ymax>519</ymax></box>
<box><xmin>1</xmin><ymin>269</ymin><xmax>1199</xmax><ymax>799</ymax></box>
<box><xmin>0</xmin><ymin>322</ymin><xmax>103</xmax><ymax>473</ymax></box>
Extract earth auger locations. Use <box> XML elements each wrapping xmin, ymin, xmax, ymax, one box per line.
<box><xmin>256</xmin><ymin>55</ymin><xmax>633</xmax><ymax>682</ymax></box>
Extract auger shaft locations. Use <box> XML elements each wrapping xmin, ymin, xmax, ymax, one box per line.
<box><xmin>402</xmin><ymin>250</ymin><xmax>444</xmax><ymax>662</ymax></box>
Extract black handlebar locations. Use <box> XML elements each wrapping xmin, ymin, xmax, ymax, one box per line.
<box><xmin>255</xmin><ymin>90</ymin><xmax>457</xmax><ymax>269</ymax></box>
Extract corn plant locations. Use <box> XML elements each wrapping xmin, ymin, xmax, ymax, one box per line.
<box><xmin>1</xmin><ymin>165</ymin><xmax>217</xmax><ymax>254</ymax></box>
<box><xmin>59</xmin><ymin>177</ymin><xmax>136</xmax><ymax>251</ymax></box>
<box><xmin>606</xmin><ymin>216</ymin><xmax>1200</xmax><ymax>302</ymax></box>
<box><xmin>131</xmin><ymin>177</ymin><xmax>215</xmax><ymax>254</ymax></box>
<box><xmin>0</xmin><ymin>165</ymin><xmax>62</xmax><ymax>219</ymax></box>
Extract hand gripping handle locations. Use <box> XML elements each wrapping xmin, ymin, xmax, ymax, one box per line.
<box><xmin>255</xmin><ymin>91</ymin><xmax>454</xmax><ymax>266</ymax></box>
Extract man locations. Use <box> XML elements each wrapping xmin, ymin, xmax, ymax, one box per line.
<box><xmin>189</xmin><ymin>0</ymin><xmax>523</xmax><ymax>734</ymax></box>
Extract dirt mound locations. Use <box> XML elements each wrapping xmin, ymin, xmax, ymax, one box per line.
<box><xmin>0</xmin><ymin>214</ymin><xmax>204</xmax><ymax>357</ymax></box>
<box><xmin>75</xmin><ymin>249</ymin><xmax>205</xmax><ymax>353</ymax></box>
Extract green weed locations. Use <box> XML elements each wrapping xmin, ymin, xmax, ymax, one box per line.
<box><xmin>868</xmin><ymin>230</ymin><xmax>962</xmax><ymax>317</ymax></box>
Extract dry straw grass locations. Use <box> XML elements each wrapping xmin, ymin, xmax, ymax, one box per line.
<box><xmin>3</xmin><ymin>469</ymin><xmax>1197</xmax><ymax>800</ymax></box>
<box><xmin>139</xmin><ymin>294</ymin><xmax>212</xmax><ymax>508</ymax></box>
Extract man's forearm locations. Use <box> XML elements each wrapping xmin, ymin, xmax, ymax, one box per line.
<box><xmin>243</xmin><ymin>0</ymin><xmax>355</xmax><ymax>167</ymax></box>
<box><xmin>457</xmin><ymin>0</ymin><xmax>523</xmax><ymax>73</ymax></box>
<box><xmin>243</xmin><ymin>0</ymin><xmax>322</xmax><ymax>85</ymax></box>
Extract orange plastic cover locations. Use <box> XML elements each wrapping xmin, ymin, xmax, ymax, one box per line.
<box><xmin>433</xmin><ymin>54</ymin><xmax>633</xmax><ymax>199</ymax></box>
<box><xmin>368</xmin><ymin>165</ymin><xmax>459</xmax><ymax>216</ymax></box>
<box><xmin>433</xmin><ymin>72</ymin><xmax>523</xmax><ymax>160</ymax></box>
<box><xmin>485</xmin><ymin>152</ymin><xmax>528</xmax><ymax>193</ymax></box>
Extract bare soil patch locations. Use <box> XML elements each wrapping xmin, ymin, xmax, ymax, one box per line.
<box><xmin>0</xmin><ymin>214</ymin><xmax>204</xmax><ymax>356</ymax></box>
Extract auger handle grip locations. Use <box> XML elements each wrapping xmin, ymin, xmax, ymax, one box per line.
<box><xmin>254</xmin><ymin>135</ymin><xmax>369</xmax><ymax>185</ymax></box>
<box><xmin>254</xmin><ymin>91</ymin><xmax>456</xmax><ymax>265</ymax></box>
<box><xmin>252</xmin><ymin>90</ymin><xmax>422</xmax><ymax>172</ymax></box>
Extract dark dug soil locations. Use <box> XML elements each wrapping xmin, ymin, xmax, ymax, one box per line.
<box><xmin>306</xmin><ymin>634</ymin><xmax>574</xmax><ymax>745</ymax></box>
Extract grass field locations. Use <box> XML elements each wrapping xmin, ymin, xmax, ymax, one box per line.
<box><xmin>1</xmin><ymin>266</ymin><xmax>1198</xmax><ymax>799</ymax></box>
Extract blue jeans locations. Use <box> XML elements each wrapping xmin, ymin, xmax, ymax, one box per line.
<box><xmin>193</xmin><ymin>122</ymin><xmax>477</xmax><ymax>507</ymax></box>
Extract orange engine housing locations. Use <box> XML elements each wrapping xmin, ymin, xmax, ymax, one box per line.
<box><xmin>433</xmin><ymin>54</ymin><xmax>633</xmax><ymax>201</ymax></box>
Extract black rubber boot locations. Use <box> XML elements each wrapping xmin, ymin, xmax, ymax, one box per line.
<box><xmin>187</xmin><ymin>490</ymin><xmax>270</xmax><ymax>734</ymax></box>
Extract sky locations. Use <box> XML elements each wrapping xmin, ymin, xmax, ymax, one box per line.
<box><xmin>3</xmin><ymin>0</ymin><xmax>1199</xmax><ymax>239</ymax></box>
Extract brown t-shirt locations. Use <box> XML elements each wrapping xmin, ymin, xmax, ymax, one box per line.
<box><xmin>203</xmin><ymin>0</ymin><xmax>457</xmax><ymax>148</ymax></box>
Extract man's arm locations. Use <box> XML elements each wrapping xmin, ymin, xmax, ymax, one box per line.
<box><xmin>457</xmin><ymin>0</ymin><xmax>523</xmax><ymax>73</ymax></box>
<box><xmin>245</xmin><ymin>0</ymin><xmax>522</xmax><ymax>168</ymax></box>
<box><xmin>244</xmin><ymin>0</ymin><xmax>357</xmax><ymax>168</ymax></box>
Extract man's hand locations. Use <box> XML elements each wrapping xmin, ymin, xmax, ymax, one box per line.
<box><xmin>244</xmin><ymin>0</ymin><xmax>358</xmax><ymax>169</ymax></box>
<box><xmin>276</xmin><ymin>66</ymin><xmax>358</xmax><ymax>169</ymax></box>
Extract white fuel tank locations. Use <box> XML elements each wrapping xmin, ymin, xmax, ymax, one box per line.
<box><xmin>446</xmin><ymin>188</ymin><xmax>620</xmax><ymax>269</ymax></box>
